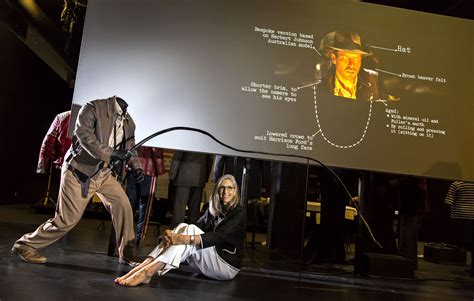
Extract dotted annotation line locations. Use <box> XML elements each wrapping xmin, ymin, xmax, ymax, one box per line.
<box><xmin>313</xmin><ymin>86</ymin><xmax>372</xmax><ymax>149</ymax></box>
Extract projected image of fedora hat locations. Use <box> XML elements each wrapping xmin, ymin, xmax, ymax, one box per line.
<box><xmin>327</xmin><ymin>31</ymin><xmax>372</xmax><ymax>56</ymax></box>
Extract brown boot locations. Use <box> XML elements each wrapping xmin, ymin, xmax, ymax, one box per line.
<box><xmin>11</xmin><ymin>244</ymin><xmax>47</xmax><ymax>264</ymax></box>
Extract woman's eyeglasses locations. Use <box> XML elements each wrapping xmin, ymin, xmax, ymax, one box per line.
<box><xmin>218</xmin><ymin>186</ymin><xmax>235</xmax><ymax>192</ymax></box>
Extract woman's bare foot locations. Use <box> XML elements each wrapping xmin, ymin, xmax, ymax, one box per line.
<box><xmin>116</xmin><ymin>267</ymin><xmax>154</xmax><ymax>287</ymax></box>
<box><xmin>115</xmin><ymin>257</ymin><xmax>153</xmax><ymax>283</ymax></box>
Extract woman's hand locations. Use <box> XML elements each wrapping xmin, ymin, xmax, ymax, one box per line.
<box><xmin>163</xmin><ymin>229</ymin><xmax>188</xmax><ymax>245</ymax></box>
<box><xmin>162</xmin><ymin>230</ymin><xmax>172</xmax><ymax>247</ymax></box>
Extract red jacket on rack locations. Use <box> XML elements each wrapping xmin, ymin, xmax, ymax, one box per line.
<box><xmin>136</xmin><ymin>146</ymin><xmax>165</xmax><ymax>177</ymax></box>
<box><xmin>36</xmin><ymin>111</ymin><xmax>72</xmax><ymax>173</ymax></box>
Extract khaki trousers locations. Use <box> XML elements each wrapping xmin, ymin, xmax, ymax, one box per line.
<box><xmin>16</xmin><ymin>166</ymin><xmax>136</xmax><ymax>259</ymax></box>
<box><xmin>148</xmin><ymin>223</ymin><xmax>239</xmax><ymax>280</ymax></box>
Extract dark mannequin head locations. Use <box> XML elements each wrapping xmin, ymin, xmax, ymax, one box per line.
<box><xmin>116</xmin><ymin>97</ymin><xmax>128</xmax><ymax>112</ymax></box>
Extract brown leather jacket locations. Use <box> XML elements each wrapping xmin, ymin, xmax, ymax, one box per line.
<box><xmin>65</xmin><ymin>96</ymin><xmax>141</xmax><ymax>178</ymax></box>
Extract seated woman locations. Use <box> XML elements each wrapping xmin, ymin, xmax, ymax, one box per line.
<box><xmin>115</xmin><ymin>174</ymin><xmax>245</xmax><ymax>286</ymax></box>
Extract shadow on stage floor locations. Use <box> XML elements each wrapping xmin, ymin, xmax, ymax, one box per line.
<box><xmin>1</xmin><ymin>204</ymin><xmax>473</xmax><ymax>300</ymax></box>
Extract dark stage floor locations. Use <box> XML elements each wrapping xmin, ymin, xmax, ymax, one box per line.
<box><xmin>1</xmin><ymin>204</ymin><xmax>473</xmax><ymax>300</ymax></box>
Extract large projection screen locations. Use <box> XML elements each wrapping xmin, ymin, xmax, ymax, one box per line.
<box><xmin>72</xmin><ymin>0</ymin><xmax>473</xmax><ymax>181</ymax></box>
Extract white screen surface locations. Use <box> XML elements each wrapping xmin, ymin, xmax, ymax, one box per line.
<box><xmin>72</xmin><ymin>0</ymin><xmax>474</xmax><ymax>181</ymax></box>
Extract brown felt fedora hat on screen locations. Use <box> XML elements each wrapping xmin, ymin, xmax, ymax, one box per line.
<box><xmin>320</xmin><ymin>31</ymin><xmax>372</xmax><ymax>57</ymax></box>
